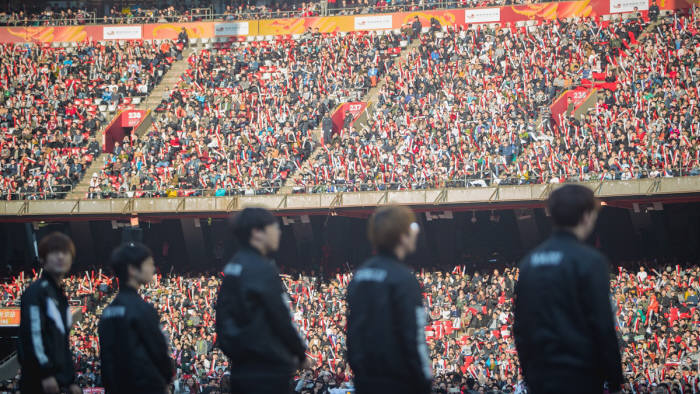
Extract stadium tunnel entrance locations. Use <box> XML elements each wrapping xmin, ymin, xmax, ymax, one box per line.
<box><xmin>0</xmin><ymin>201</ymin><xmax>698</xmax><ymax>279</ymax></box>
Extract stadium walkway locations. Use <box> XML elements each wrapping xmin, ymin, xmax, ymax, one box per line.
<box><xmin>281</xmin><ymin>37</ymin><xmax>422</xmax><ymax>192</ymax></box>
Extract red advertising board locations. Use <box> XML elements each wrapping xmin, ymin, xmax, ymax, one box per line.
<box><xmin>0</xmin><ymin>0</ymin><xmax>692</xmax><ymax>43</ymax></box>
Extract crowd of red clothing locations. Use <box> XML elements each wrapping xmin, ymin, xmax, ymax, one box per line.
<box><xmin>2</xmin><ymin>261</ymin><xmax>700</xmax><ymax>393</ymax></box>
<box><xmin>89</xmin><ymin>29</ymin><xmax>406</xmax><ymax>199</ymax></box>
<box><xmin>2</xmin><ymin>0</ymin><xmax>558</xmax><ymax>27</ymax></box>
<box><xmin>290</xmin><ymin>12</ymin><xmax>699</xmax><ymax>193</ymax></box>
<box><xmin>2</xmin><ymin>11</ymin><xmax>698</xmax><ymax>201</ymax></box>
<box><xmin>0</xmin><ymin>39</ymin><xmax>183</xmax><ymax>200</ymax></box>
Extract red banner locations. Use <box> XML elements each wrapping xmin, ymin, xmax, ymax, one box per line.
<box><xmin>582</xmin><ymin>78</ymin><xmax>618</xmax><ymax>91</ymax></box>
<box><xmin>331</xmin><ymin>102</ymin><xmax>367</xmax><ymax>136</ymax></box>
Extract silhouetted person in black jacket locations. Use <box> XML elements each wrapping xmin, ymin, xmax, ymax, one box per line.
<box><xmin>648</xmin><ymin>1</ymin><xmax>659</xmax><ymax>21</ymax></box>
<box><xmin>98</xmin><ymin>242</ymin><xmax>174</xmax><ymax>394</ymax></box>
<box><xmin>321</xmin><ymin>115</ymin><xmax>333</xmax><ymax>144</ymax></box>
<box><xmin>18</xmin><ymin>232</ymin><xmax>82</xmax><ymax>394</ymax></box>
<box><xmin>514</xmin><ymin>185</ymin><xmax>623</xmax><ymax>394</ymax></box>
<box><xmin>216</xmin><ymin>208</ymin><xmax>308</xmax><ymax>394</ymax></box>
<box><xmin>347</xmin><ymin>206</ymin><xmax>433</xmax><ymax>394</ymax></box>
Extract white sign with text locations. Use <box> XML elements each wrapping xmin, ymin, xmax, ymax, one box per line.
<box><xmin>354</xmin><ymin>15</ymin><xmax>393</xmax><ymax>30</ymax></box>
<box><xmin>103</xmin><ymin>26</ymin><xmax>142</xmax><ymax>40</ymax></box>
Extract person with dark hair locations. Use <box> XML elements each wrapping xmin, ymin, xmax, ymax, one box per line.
<box><xmin>216</xmin><ymin>207</ymin><xmax>308</xmax><ymax>394</ymax></box>
<box><xmin>648</xmin><ymin>0</ymin><xmax>659</xmax><ymax>22</ymax></box>
<box><xmin>346</xmin><ymin>206</ymin><xmax>432</xmax><ymax>394</ymax></box>
<box><xmin>98</xmin><ymin>242</ymin><xmax>174</xmax><ymax>394</ymax></box>
<box><xmin>513</xmin><ymin>184</ymin><xmax>623</xmax><ymax>394</ymax></box>
<box><xmin>17</xmin><ymin>232</ymin><xmax>81</xmax><ymax>394</ymax></box>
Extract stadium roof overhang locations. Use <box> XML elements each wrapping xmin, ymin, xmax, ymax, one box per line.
<box><xmin>1</xmin><ymin>176</ymin><xmax>699</xmax><ymax>222</ymax></box>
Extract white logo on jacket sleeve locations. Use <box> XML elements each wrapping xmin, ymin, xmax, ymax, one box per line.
<box><xmin>223</xmin><ymin>263</ymin><xmax>243</xmax><ymax>276</ymax></box>
<box><xmin>66</xmin><ymin>306</ymin><xmax>72</xmax><ymax>329</ymax></box>
<box><xmin>530</xmin><ymin>252</ymin><xmax>563</xmax><ymax>267</ymax></box>
<box><xmin>102</xmin><ymin>306</ymin><xmax>126</xmax><ymax>319</ymax></box>
<box><xmin>29</xmin><ymin>305</ymin><xmax>49</xmax><ymax>365</ymax></box>
<box><xmin>46</xmin><ymin>299</ymin><xmax>66</xmax><ymax>335</ymax></box>
<box><xmin>354</xmin><ymin>268</ymin><xmax>388</xmax><ymax>282</ymax></box>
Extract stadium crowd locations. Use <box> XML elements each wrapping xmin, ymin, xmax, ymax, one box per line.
<box><xmin>3</xmin><ymin>260</ymin><xmax>700</xmax><ymax>393</ymax></box>
<box><xmin>557</xmin><ymin>14</ymin><xmax>700</xmax><ymax>181</ymax></box>
<box><xmin>83</xmin><ymin>12</ymin><xmax>698</xmax><ymax>199</ymax></box>
<box><xmin>291</xmin><ymin>12</ymin><xmax>699</xmax><ymax>192</ymax></box>
<box><xmin>1</xmin><ymin>10</ymin><xmax>697</xmax><ymax>201</ymax></box>
<box><xmin>0</xmin><ymin>39</ymin><xmax>184</xmax><ymax>200</ymax></box>
<box><xmin>1</xmin><ymin>0</ymin><xmax>563</xmax><ymax>26</ymax></box>
<box><xmin>89</xmin><ymin>29</ymin><xmax>405</xmax><ymax>198</ymax></box>
<box><xmin>0</xmin><ymin>270</ymin><xmax>115</xmax><ymax>391</ymax></box>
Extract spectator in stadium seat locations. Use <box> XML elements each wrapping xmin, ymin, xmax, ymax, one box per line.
<box><xmin>649</xmin><ymin>0</ymin><xmax>660</xmax><ymax>22</ymax></box>
<box><xmin>411</xmin><ymin>16</ymin><xmax>422</xmax><ymax>39</ymax></box>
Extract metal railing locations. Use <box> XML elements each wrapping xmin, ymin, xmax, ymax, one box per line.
<box><xmin>0</xmin><ymin>184</ymin><xmax>74</xmax><ymax>201</ymax></box>
<box><xmin>62</xmin><ymin>170</ymin><xmax>699</xmax><ymax>200</ymax></box>
<box><xmin>82</xmin><ymin>184</ymin><xmax>283</xmax><ymax>200</ymax></box>
<box><xmin>286</xmin><ymin>171</ymin><xmax>700</xmax><ymax>194</ymax></box>
<box><xmin>1</xmin><ymin>2</ymin><xmax>687</xmax><ymax>28</ymax></box>
<box><xmin>0</xmin><ymin>11</ymin><xmax>98</xmax><ymax>26</ymax></box>
<box><xmin>3</xmin><ymin>166</ymin><xmax>698</xmax><ymax>201</ymax></box>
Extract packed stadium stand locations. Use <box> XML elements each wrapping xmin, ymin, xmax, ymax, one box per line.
<box><xmin>2</xmin><ymin>261</ymin><xmax>700</xmax><ymax>392</ymax></box>
<box><xmin>0</xmin><ymin>1</ymin><xmax>698</xmax><ymax>392</ymax></box>
<box><xmin>89</xmin><ymin>29</ymin><xmax>408</xmax><ymax>198</ymax></box>
<box><xmin>292</xmin><ymin>19</ymin><xmax>599</xmax><ymax>191</ymax></box>
<box><xmin>567</xmin><ymin>15</ymin><xmax>700</xmax><ymax>181</ymax></box>
<box><xmin>2</xmin><ymin>0</ymin><xmax>567</xmax><ymax>26</ymax></box>
<box><xmin>0</xmin><ymin>39</ymin><xmax>185</xmax><ymax>200</ymax></box>
<box><xmin>85</xmin><ymin>28</ymin><xmax>410</xmax><ymax>198</ymax></box>
<box><xmin>68</xmin><ymin>10</ymin><xmax>698</xmax><ymax>198</ymax></box>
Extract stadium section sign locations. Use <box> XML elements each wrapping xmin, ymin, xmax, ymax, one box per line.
<box><xmin>121</xmin><ymin>110</ymin><xmax>146</xmax><ymax>127</ymax></box>
<box><xmin>610</xmin><ymin>0</ymin><xmax>649</xmax><ymax>13</ymax></box>
<box><xmin>464</xmin><ymin>8</ymin><xmax>501</xmax><ymax>24</ymax></box>
<box><xmin>0</xmin><ymin>308</ymin><xmax>20</xmax><ymax>327</ymax></box>
<box><xmin>103</xmin><ymin>26</ymin><xmax>142</xmax><ymax>40</ymax></box>
<box><xmin>215</xmin><ymin>22</ymin><xmax>250</xmax><ymax>36</ymax></box>
<box><xmin>354</xmin><ymin>15</ymin><xmax>393</xmax><ymax>30</ymax></box>
<box><xmin>0</xmin><ymin>307</ymin><xmax>80</xmax><ymax>326</ymax></box>
<box><xmin>331</xmin><ymin>102</ymin><xmax>368</xmax><ymax>134</ymax></box>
